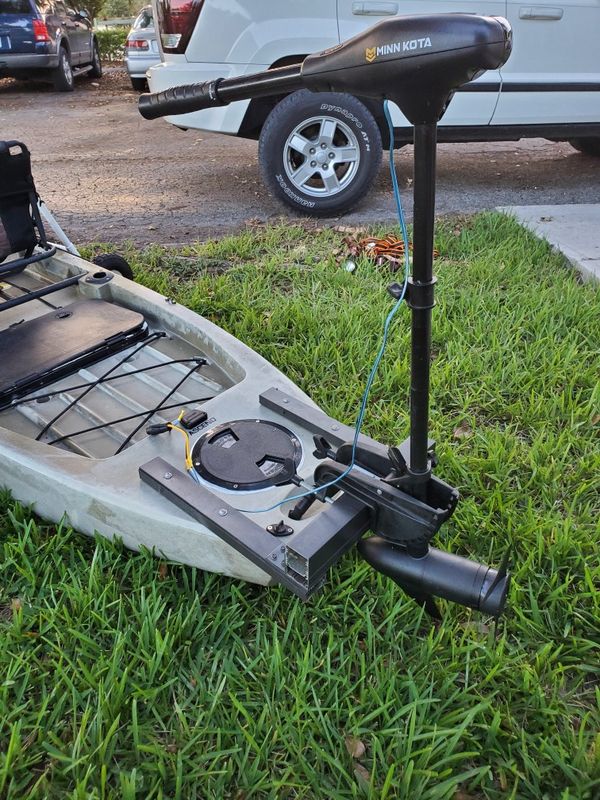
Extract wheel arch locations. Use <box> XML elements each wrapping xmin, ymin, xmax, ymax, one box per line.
<box><xmin>238</xmin><ymin>55</ymin><xmax>307</xmax><ymax>139</ymax></box>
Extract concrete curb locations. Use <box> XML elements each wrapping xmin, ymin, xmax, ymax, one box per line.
<box><xmin>498</xmin><ymin>204</ymin><xmax>600</xmax><ymax>283</ymax></box>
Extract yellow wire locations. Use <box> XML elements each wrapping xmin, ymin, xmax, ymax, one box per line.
<box><xmin>167</xmin><ymin>420</ymin><xmax>193</xmax><ymax>471</ymax></box>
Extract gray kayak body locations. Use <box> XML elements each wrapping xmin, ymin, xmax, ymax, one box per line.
<box><xmin>0</xmin><ymin>249</ymin><xmax>332</xmax><ymax>586</ymax></box>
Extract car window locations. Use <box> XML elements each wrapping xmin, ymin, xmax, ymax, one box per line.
<box><xmin>133</xmin><ymin>6</ymin><xmax>153</xmax><ymax>28</ymax></box>
<box><xmin>0</xmin><ymin>0</ymin><xmax>33</xmax><ymax>12</ymax></box>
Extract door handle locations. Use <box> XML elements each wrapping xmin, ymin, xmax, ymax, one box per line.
<box><xmin>352</xmin><ymin>2</ymin><xmax>399</xmax><ymax>15</ymax></box>
<box><xmin>519</xmin><ymin>6</ymin><xmax>564</xmax><ymax>19</ymax></box>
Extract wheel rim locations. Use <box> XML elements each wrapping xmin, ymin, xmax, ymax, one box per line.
<box><xmin>283</xmin><ymin>115</ymin><xmax>361</xmax><ymax>198</ymax></box>
<box><xmin>63</xmin><ymin>53</ymin><xmax>73</xmax><ymax>86</ymax></box>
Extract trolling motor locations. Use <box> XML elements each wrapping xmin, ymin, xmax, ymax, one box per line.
<box><xmin>138</xmin><ymin>14</ymin><xmax>512</xmax><ymax>618</ymax></box>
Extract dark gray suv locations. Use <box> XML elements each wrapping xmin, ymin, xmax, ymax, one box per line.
<box><xmin>0</xmin><ymin>0</ymin><xmax>101</xmax><ymax>91</ymax></box>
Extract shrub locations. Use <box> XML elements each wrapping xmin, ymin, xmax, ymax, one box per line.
<box><xmin>95</xmin><ymin>27</ymin><xmax>128</xmax><ymax>62</ymax></box>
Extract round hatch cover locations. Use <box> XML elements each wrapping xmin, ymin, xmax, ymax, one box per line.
<box><xmin>191</xmin><ymin>419</ymin><xmax>302</xmax><ymax>491</ymax></box>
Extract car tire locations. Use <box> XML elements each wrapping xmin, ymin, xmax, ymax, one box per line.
<box><xmin>89</xmin><ymin>40</ymin><xmax>102</xmax><ymax>79</ymax></box>
<box><xmin>258</xmin><ymin>90</ymin><xmax>382</xmax><ymax>216</ymax></box>
<box><xmin>130</xmin><ymin>77</ymin><xmax>147</xmax><ymax>92</ymax></box>
<box><xmin>53</xmin><ymin>47</ymin><xmax>74</xmax><ymax>92</ymax></box>
<box><xmin>92</xmin><ymin>253</ymin><xmax>134</xmax><ymax>280</ymax></box>
<box><xmin>568</xmin><ymin>138</ymin><xmax>600</xmax><ymax>157</ymax></box>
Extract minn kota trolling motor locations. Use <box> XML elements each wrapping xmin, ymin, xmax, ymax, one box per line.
<box><xmin>139</xmin><ymin>14</ymin><xmax>513</xmax><ymax>618</ymax></box>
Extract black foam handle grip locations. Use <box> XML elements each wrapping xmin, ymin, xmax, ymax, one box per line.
<box><xmin>138</xmin><ymin>79</ymin><xmax>225</xmax><ymax>120</ymax></box>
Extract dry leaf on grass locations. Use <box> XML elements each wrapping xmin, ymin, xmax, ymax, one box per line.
<box><xmin>460</xmin><ymin>620</ymin><xmax>491</xmax><ymax>636</ymax></box>
<box><xmin>453</xmin><ymin>422</ymin><xmax>473</xmax><ymax>439</ymax></box>
<box><xmin>0</xmin><ymin>599</ymin><xmax>21</xmax><ymax>621</ymax></box>
<box><xmin>339</xmin><ymin>232</ymin><xmax>439</xmax><ymax>273</ymax></box>
<box><xmin>353</xmin><ymin>763</ymin><xmax>371</xmax><ymax>791</ymax></box>
<box><xmin>244</xmin><ymin>218</ymin><xmax>265</xmax><ymax>229</ymax></box>
<box><xmin>344</xmin><ymin>736</ymin><xmax>366</xmax><ymax>759</ymax></box>
<box><xmin>334</xmin><ymin>224</ymin><xmax>366</xmax><ymax>234</ymax></box>
<box><xmin>157</xmin><ymin>562</ymin><xmax>168</xmax><ymax>580</ymax></box>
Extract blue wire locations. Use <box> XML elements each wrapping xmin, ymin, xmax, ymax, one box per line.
<box><xmin>217</xmin><ymin>100</ymin><xmax>410</xmax><ymax>515</ymax></box>
<box><xmin>384</xmin><ymin>99</ymin><xmax>411</xmax><ymax>269</ymax></box>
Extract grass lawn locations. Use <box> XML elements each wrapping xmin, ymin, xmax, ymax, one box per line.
<box><xmin>1</xmin><ymin>212</ymin><xmax>598</xmax><ymax>799</ymax></box>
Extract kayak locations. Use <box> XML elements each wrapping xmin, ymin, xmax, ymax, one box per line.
<box><xmin>0</xmin><ymin>248</ymin><xmax>329</xmax><ymax>587</ymax></box>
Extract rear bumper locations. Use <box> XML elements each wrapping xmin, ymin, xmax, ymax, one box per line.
<box><xmin>125</xmin><ymin>53</ymin><xmax>159</xmax><ymax>79</ymax></box>
<box><xmin>146</xmin><ymin>60</ymin><xmax>261</xmax><ymax>134</ymax></box>
<box><xmin>0</xmin><ymin>52</ymin><xmax>59</xmax><ymax>73</ymax></box>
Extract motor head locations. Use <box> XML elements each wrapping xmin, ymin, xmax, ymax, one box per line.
<box><xmin>138</xmin><ymin>13</ymin><xmax>511</xmax><ymax>126</ymax></box>
<box><xmin>302</xmin><ymin>14</ymin><xmax>512</xmax><ymax>124</ymax></box>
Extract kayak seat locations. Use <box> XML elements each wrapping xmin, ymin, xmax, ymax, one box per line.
<box><xmin>0</xmin><ymin>299</ymin><xmax>148</xmax><ymax>409</ymax></box>
<box><xmin>0</xmin><ymin>140</ymin><xmax>56</xmax><ymax>277</ymax></box>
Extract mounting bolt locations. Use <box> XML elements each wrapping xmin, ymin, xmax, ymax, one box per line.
<box><xmin>376</xmin><ymin>488</ymin><xmax>382</xmax><ymax>496</ymax></box>
<box><xmin>218</xmin><ymin>508</ymin><xmax>228</xmax><ymax>517</ymax></box>
<box><xmin>310</xmin><ymin>161</ymin><xmax>317</xmax><ymax>167</ymax></box>
<box><xmin>331</xmin><ymin>424</ymin><xmax>339</xmax><ymax>431</ymax></box>
<box><xmin>282</xmin><ymin>398</ymin><xmax>289</xmax><ymax>404</ymax></box>
<box><xmin>329</xmin><ymin>152</ymin><xmax>335</xmax><ymax>159</ymax></box>
<box><xmin>164</xmin><ymin>472</ymin><xmax>172</xmax><ymax>480</ymax></box>
<box><xmin>271</xmin><ymin>553</ymin><xmax>277</xmax><ymax>560</ymax></box>
<box><xmin>321</xmin><ymin>142</ymin><xmax>327</xmax><ymax>149</ymax></box>
<box><xmin>322</xmin><ymin>164</ymin><xmax>328</xmax><ymax>169</ymax></box>
<box><xmin>309</xmin><ymin>147</ymin><xmax>315</xmax><ymax>154</ymax></box>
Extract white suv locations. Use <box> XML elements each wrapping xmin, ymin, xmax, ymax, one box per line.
<box><xmin>148</xmin><ymin>0</ymin><xmax>600</xmax><ymax>215</ymax></box>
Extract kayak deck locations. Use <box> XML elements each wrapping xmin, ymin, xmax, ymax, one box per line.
<box><xmin>0</xmin><ymin>259</ymin><xmax>234</xmax><ymax>459</ymax></box>
<box><xmin>0</xmin><ymin>330</ymin><xmax>233</xmax><ymax>459</ymax></box>
<box><xmin>0</xmin><ymin>248</ymin><xmax>321</xmax><ymax>587</ymax></box>
<box><xmin>0</xmin><ymin>248</ymin><xmax>385</xmax><ymax>595</ymax></box>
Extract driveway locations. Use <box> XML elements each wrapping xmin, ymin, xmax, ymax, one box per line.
<box><xmin>1</xmin><ymin>69</ymin><xmax>598</xmax><ymax>246</ymax></box>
